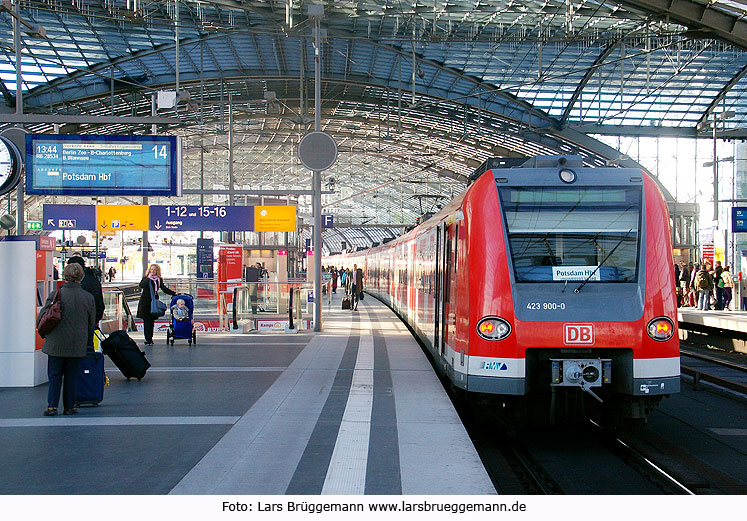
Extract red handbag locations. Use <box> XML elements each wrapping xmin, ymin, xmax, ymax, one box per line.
<box><xmin>37</xmin><ymin>288</ymin><xmax>63</xmax><ymax>337</ymax></box>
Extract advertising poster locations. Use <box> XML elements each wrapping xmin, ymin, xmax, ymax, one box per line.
<box><xmin>219</xmin><ymin>245</ymin><xmax>243</xmax><ymax>305</ymax></box>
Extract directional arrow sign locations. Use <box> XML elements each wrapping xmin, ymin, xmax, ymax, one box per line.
<box><xmin>42</xmin><ymin>204</ymin><xmax>96</xmax><ymax>230</ymax></box>
<box><xmin>97</xmin><ymin>204</ymin><xmax>149</xmax><ymax>231</ymax></box>
<box><xmin>149</xmin><ymin>205</ymin><xmax>254</xmax><ymax>231</ymax></box>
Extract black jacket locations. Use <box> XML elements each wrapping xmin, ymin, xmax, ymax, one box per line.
<box><xmin>66</xmin><ymin>257</ymin><xmax>105</xmax><ymax>322</ymax></box>
<box><xmin>137</xmin><ymin>277</ymin><xmax>176</xmax><ymax>319</ymax></box>
<box><xmin>82</xmin><ymin>267</ymin><xmax>105</xmax><ymax>322</ymax></box>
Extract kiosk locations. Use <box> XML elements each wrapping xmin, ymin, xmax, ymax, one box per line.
<box><xmin>0</xmin><ymin>235</ymin><xmax>56</xmax><ymax>386</ymax></box>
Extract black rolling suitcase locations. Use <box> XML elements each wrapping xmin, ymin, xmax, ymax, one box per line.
<box><xmin>342</xmin><ymin>297</ymin><xmax>351</xmax><ymax>310</ymax></box>
<box><xmin>101</xmin><ymin>330</ymin><xmax>151</xmax><ymax>381</ymax></box>
<box><xmin>75</xmin><ymin>349</ymin><xmax>106</xmax><ymax>407</ymax></box>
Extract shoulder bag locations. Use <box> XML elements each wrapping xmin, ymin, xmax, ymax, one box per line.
<box><xmin>38</xmin><ymin>287</ymin><xmax>63</xmax><ymax>337</ymax></box>
<box><xmin>149</xmin><ymin>279</ymin><xmax>168</xmax><ymax>318</ymax></box>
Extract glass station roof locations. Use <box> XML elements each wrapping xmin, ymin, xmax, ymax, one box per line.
<box><xmin>2</xmin><ymin>0</ymin><xmax>747</xmax><ymax>250</ymax></box>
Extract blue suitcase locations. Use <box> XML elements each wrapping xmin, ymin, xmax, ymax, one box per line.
<box><xmin>75</xmin><ymin>350</ymin><xmax>105</xmax><ymax>407</ymax></box>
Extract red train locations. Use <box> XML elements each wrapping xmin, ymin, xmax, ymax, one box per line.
<box><xmin>328</xmin><ymin>155</ymin><xmax>679</xmax><ymax>423</ymax></box>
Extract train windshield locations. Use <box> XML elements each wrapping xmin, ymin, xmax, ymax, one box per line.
<box><xmin>498</xmin><ymin>186</ymin><xmax>641</xmax><ymax>283</ymax></box>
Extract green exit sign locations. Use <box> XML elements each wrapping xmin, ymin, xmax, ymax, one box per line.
<box><xmin>26</xmin><ymin>221</ymin><xmax>42</xmax><ymax>230</ymax></box>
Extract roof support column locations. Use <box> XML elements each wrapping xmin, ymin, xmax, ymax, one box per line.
<box><xmin>143</xmin><ymin>93</ymin><xmax>157</xmax><ymax>277</ymax></box>
<box><xmin>14</xmin><ymin>0</ymin><xmax>24</xmax><ymax>235</ymax></box>
<box><xmin>313</xmin><ymin>11</ymin><xmax>323</xmax><ymax>331</ymax></box>
<box><xmin>229</xmin><ymin>91</ymin><xmax>234</xmax><ymax>208</ymax></box>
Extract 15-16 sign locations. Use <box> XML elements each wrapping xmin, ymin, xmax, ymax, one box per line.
<box><xmin>150</xmin><ymin>205</ymin><xmax>254</xmax><ymax>231</ymax></box>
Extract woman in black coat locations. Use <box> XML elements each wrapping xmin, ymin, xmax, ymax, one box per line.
<box><xmin>137</xmin><ymin>264</ymin><xmax>176</xmax><ymax>345</ymax></box>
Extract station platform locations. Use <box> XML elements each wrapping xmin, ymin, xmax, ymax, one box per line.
<box><xmin>0</xmin><ymin>292</ymin><xmax>495</xmax><ymax>495</ymax></box>
<box><xmin>678</xmin><ymin>308</ymin><xmax>747</xmax><ymax>334</ymax></box>
<box><xmin>678</xmin><ymin>308</ymin><xmax>747</xmax><ymax>354</ymax></box>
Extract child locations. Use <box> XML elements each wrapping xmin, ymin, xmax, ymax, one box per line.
<box><xmin>171</xmin><ymin>298</ymin><xmax>190</xmax><ymax>321</ymax></box>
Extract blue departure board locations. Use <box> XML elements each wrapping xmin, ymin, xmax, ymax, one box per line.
<box><xmin>733</xmin><ymin>207</ymin><xmax>747</xmax><ymax>233</ymax></box>
<box><xmin>26</xmin><ymin>134</ymin><xmax>182</xmax><ymax>196</ymax></box>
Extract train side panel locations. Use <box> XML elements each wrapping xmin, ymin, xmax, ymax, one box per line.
<box><xmin>462</xmin><ymin>172</ymin><xmax>522</xmax><ymax>393</ymax></box>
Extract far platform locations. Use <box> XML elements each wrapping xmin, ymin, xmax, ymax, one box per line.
<box><xmin>678</xmin><ymin>308</ymin><xmax>747</xmax><ymax>353</ymax></box>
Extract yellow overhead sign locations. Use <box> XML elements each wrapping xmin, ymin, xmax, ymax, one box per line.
<box><xmin>97</xmin><ymin>205</ymin><xmax>149</xmax><ymax>231</ymax></box>
<box><xmin>254</xmin><ymin>206</ymin><xmax>297</xmax><ymax>232</ymax></box>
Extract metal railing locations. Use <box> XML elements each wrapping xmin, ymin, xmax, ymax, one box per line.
<box><xmin>110</xmin><ymin>278</ymin><xmax>325</xmax><ymax>331</ymax></box>
<box><xmin>101</xmin><ymin>289</ymin><xmax>136</xmax><ymax>333</ymax></box>
<box><xmin>232</xmin><ymin>282</ymin><xmax>313</xmax><ymax>332</ymax></box>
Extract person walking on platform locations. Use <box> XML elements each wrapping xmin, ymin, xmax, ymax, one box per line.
<box><xmin>67</xmin><ymin>255</ymin><xmax>105</xmax><ymax>347</ymax></box>
<box><xmin>712</xmin><ymin>261</ymin><xmax>724</xmax><ymax>310</ymax></box>
<box><xmin>694</xmin><ymin>264</ymin><xmax>713</xmax><ymax>311</ymax></box>
<box><xmin>38</xmin><ymin>263</ymin><xmax>95</xmax><ymax>416</ymax></box>
<box><xmin>137</xmin><ymin>264</ymin><xmax>176</xmax><ymax>345</ymax></box>
<box><xmin>678</xmin><ymin>261</ymin><xmax>690</xmax><ymax>307</ymax></box>
<box><xmin>350</xmin><ymin>264</ymin><xmax>364</xmax><ymax>311</ymax></box>
<box><xmin>722</xmin><ymin>266</ymin><xmax>734</xmax><ymax>310</ymax></box>
<box><xmin>331</xmin><ymin>267</ymin><xmax>338</xmax><ymax>294</ymax></box>
<box><xmin>689</xmin><ymin>263</ymin><xmax>699</xmax><ymax>307</ymax></box>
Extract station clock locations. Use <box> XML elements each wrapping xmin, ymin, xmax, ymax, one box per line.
<box><xmin>0</xmin><ymin>136</ymin><xmax>23</xmax><ymax>197</ymax></box>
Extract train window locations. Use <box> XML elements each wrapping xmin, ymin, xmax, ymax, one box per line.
<box><xmin>499</xmin><ymin>187</ymin><xmax>641</xmax><ymax>283</ymax></box>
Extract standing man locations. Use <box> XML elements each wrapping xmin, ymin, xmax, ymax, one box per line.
<box><xmin>350</xmin><ymin>263</ymin><xmax>364</xmax><ymax>311</ymax></box>
<box><xmin>67</xmin><ymin>254</ymin><xmax>105</xmax><ymax>346</ymax></box>
<box><xmin>713</xmin><ymin>261</ymin><xmax>724</xmax><ymax>310</ymax></box>
<box><xmin>678</xmin><ymin>261</ymin><xmax>689</xmax><ymax>307</ymax></box>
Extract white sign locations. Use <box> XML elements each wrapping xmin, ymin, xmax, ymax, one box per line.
<box><xmin>552</xmin><ymin>266</ymin><xmax>600</xmax><ymax>281</ymax></box>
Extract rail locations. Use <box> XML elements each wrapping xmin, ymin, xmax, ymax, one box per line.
<box><xmin>679</xmin><ymin>347</ymin><xmax>747</xmax><ymax>394</ymax></box>
<box><xmin>680</xmin><ymin>365</ymin><xmax>747</xmax><ymax>394</ymax></box>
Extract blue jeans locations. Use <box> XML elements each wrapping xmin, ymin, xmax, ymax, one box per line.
<box><xmin>47</xmin><ymin>355</ymin><xmax>83</xmax><ymax>410</ymax></box>
<box><xmin>697</xmin><ymin>290</ymin><xmax>711</xmax><ymax>310</ymax></box>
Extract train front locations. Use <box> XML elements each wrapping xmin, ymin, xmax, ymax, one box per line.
<box><xmin>466</xmin><ymin>155</ymin><xmax>680</xmax><ymax>422</ymax></box>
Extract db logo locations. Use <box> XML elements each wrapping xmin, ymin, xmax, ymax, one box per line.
<box><xmin>564</xmin><ymin>324</ymin><xmax>594</xmax><ymax>345</ymax></box>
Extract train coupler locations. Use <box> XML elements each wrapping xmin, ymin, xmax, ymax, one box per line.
<box><xmin>550</xmin><ymin>358</ymin><xmax>612</xmax><ymax>402</ymax></box>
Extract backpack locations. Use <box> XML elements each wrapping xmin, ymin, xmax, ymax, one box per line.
<box><xmin>695</xmin><ymin>272</ymin><xmax>709</xmax><ymax>290</ymax></box>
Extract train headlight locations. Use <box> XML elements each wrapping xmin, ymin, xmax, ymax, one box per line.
<box><xmin>647</xmin><ymin>317</ymin><xmax>674</xmax><ymax>341</ymax></box>
<box><xmin>477</xmin><ymin>317</ymin><xmax>512</xmax><ymax>340</ymax></box>
<box><xmin>559</xmin><ymin>168</ymin><xmax>577</xmax><ymax>183</ymax></box>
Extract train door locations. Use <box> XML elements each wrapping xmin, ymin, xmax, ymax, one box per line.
<box><xmin>434</xmin><ymin>224</ymin><xmax>442</xmax><ymax>354</ymax></box>
<box><xmin>435</xmin><ymin>224</ymin><xmax>452</xmax><ymax>357</ymax></box>
<box><xmin>443</xmin><ymin>225</ymin><xmax>456</xmax><ymax>358</ymax></box>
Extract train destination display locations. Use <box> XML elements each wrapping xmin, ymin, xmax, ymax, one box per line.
<box><xmin>26</xmin><ymin>134</ymin><xmax>182</xmax><ymax>196</ymax></box>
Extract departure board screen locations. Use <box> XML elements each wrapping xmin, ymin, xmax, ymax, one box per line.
<box><xmin>26</xmin><ymin>134</ymin><xmax>182</xmax><ymax>196</ymax></box>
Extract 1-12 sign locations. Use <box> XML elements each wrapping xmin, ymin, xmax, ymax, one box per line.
<box><xmin>150</xmin><ymin>205</ymin><xmax>253</xmax><ymax>231</ymax></box>
<box><xmin>165</xmin><ymin>206</ymin><xmax>227</xmax><ymax>218</ymax></box>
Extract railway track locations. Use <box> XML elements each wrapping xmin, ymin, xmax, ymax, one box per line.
<box><xmin>457</xmin><ymin>398</ymin><xmax>696</xmax><ymax>494</ymax></box>
<box><xmin>453</xmin><ymin>347</ymin><xmax>747</xmax><ymax>495</ymax></box>
<box><xmin>680</xmin><ymin>346</ymin><xmax>747</xmax><ymax>395</ymax></box>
